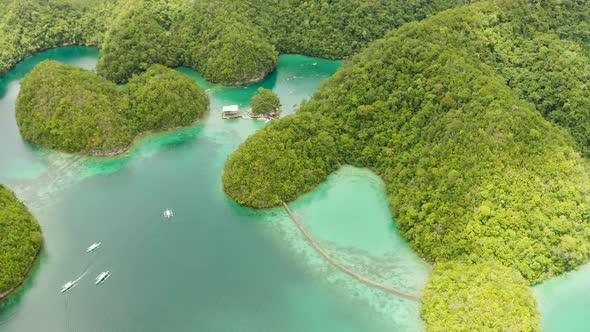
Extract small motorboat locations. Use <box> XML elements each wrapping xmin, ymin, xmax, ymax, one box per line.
<box><xmin>86</xmin><ymin>242</ymin><xmax>102</xmax><ymax>253</ymax></box>
<box><xmin>95</xmin><ymin>271</ymin><xmax>110</xmax><ymax>285</ymax></box>
<box><xmin>61</xmin><ymin>281</ymin><xmax>76</xmax><ymax>293</ymax></box>
<box><xmin>163</xmin><ymin>209</ymin><xmax>173</xmax><ymax>219</ymax></box>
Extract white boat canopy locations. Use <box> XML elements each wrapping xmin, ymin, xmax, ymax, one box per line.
<box><xmin>222</xmin><ymin>105</ymin><xmax>239</xmax><ymax>113</ymax></box>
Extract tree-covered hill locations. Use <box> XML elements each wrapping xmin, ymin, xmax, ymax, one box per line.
<box><xmin>126</xmin><ymin>64</ymin><xmax>209</xmax><ymax>133</ymax></box>
<box><xmin>223</xmin><ymin>1</ymin><xmax>590</xmax><ymax>329</ymax></box>
<box><xmin>0</xmin><ymin>0</ymin><xmax>470</xmax><ymax>84</ymax></box>
<box><xmin>16</xmin><ymin>61</ymin><xmax>209</xmax><ymax>155</ymax></box>
<box><xmin>421</xmin><ymin>261</ymin><xmax>541</xmax><ymax>331</ymax></box>
<box><xmin>96</xmin><ymin>0</ymin><xmax>175</xmax><ymax>83</ymax></box>
<box><xmin>16</xmin><ymin>60</ymin><xmax>131</xmax><ymax>155</ymax></box>
<box><xmin>0</xmin><ymin>0</ymin><xmax>121</xmax><ymax>76</ymax></box>
<box><xmin>0</xmin><ymin>184</ymin><xmax>42</xmax><ymax>297</ymax></box>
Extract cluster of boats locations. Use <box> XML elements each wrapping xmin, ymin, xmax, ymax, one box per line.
<box><xmin>60</xmin><ymin>242</ymin><xmax>110</xmax><ymax>293</ymax></box>
<box><xmin>61</xmin><ymin>209</ymin><xmax>174</xmax><ymax>293</ymax></box>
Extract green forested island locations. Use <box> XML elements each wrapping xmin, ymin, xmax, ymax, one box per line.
<box><xmin>222</xmin><ymin>0</ymin><xmax>590</xmax><ymax>330</ymax></box>
<box><xmin>16</xmin><ymin>60</ymin><xmax>131</xmax><ymax>155</ymax></box>
<box><xmin>3</xmin><ymin>0</ymin><xmax>590</xmax><ymax>330</ymax></box>
<box><xmin>16</xmin><ymin>61</ymin><xmax>208</xmax><ymax>155</ymax></box>
<box><xmin>251</xmin><ymin>88</ymin><xmax>281</xmax><ymax>115</ymax></box>
<box><xmin>0</xmin><ymin>185</ymin><xmax>42</xmax><ymax>298</ymax></box>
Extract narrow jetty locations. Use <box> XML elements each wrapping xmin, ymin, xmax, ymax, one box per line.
<box><xmin>282</xmin><ymin>202</ymin><xmax>421</xmax><ymax>302</ymax></box>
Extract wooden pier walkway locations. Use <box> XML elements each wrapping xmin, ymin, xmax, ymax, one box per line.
<box><xmin>282</xmin><ymin>202</ymin><xmax>421</xmax><ymax>302</ymax></box>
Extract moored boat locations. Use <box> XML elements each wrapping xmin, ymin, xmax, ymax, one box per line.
<box><xmin>86</xmin><ymin>242</ymin><xmax>102</xmax><ymax>253</ymax></box>
<box><xmin>61</xmin><ymin>281</ymin><xmax>76</xmax><ymax>293</ymax></box>
<box><xmin>95</xmin><ymin>271</ymin><xmax>110</xmax><ymax>285</ymax></box>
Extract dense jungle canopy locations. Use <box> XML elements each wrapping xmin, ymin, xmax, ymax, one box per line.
<box><xmin>0</xmin><ymin>185</ymin><xmax>42</xmax><ymax>297</ymax></box>
<box><xmin>0</xmin><ymin>0</ymin><xmax>470</xmax><ymax>84</ymax></box>
<box><xmin>16</xmin><ymin>61</ymin><xmax>208</xmax><ymax>155</ymax></box>
<box><xmin>222</xmin><ymin>0</ymin><xmax>590</xmax><ymax>329</ymax></box>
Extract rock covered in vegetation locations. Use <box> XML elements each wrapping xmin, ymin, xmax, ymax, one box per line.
<box><xmin>16</xmin><ymin>60</ymin><xmax>131</xmax><ymax>155</ymax></box>
<box><xmin>126</xmin><ymin>64</ymin><xmax>209</xmax><ymax>133</ymax></box>
<box><xmin>0</xmin><ymin>184</ymin><xmax>42</xmax><ymax>297</ymax></box>
<box><xmin>421</xmin><ymin>261</ymin><xmax>541</xmax><ymax>332</ymax></box>
<box><xmin>250</xmin><ymin>87</ymin><xmax>280</xmax><ymax>115</ymax></box>
<box><xmin>16</xmin><ymin>61</ymin><xmax>209</xmax><ymax>156</ymax></box>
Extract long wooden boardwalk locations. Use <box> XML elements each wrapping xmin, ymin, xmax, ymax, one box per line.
<box><xmin>282</xmin><ymin>202</ymin><xmax>421</xmax><ymax>302</ymax></box>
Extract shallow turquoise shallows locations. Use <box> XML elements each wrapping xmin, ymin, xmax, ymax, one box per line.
<box><xmin>0</xmin><ymin>47</ymin><xmax>430</xmax><ymax>332</ymax></box>
<box><xmin>534</xmin><ymin>264</ymin><xmax>590</xmax><ymax>331</ymax></box>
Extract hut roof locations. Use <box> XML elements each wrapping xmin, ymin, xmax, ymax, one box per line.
<box><xmin>222</xmin><ymin>105</ymin><xmax>239</xmax><ymax>113</ymax></box>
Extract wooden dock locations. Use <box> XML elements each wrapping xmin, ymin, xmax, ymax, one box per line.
<box><xmin>222</xmin><ymin>107</ymin><xmax>280</xmax><ymax>120</ymax></box>
<box><xmin>282</xmin><ymin>201</ymin><xmax>422</xmax><ymax>302</ymax></box>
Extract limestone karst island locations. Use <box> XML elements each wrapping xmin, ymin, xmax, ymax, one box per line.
<box><xmin>0</xmin><ymin>0</ymin><xmax>589</xmax><ymax>331</ymax></box>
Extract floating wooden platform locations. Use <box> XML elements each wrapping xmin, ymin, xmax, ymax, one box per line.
<box><xmin>222</xmin><ymin>112</ymin><xmax>242</xmax><ymax>119</ymax></box>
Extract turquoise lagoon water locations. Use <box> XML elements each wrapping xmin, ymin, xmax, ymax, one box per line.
<box><xmin>0</xmin><ymin>47</ymin><xmax>429</xmax><ymax>331</ymax></box>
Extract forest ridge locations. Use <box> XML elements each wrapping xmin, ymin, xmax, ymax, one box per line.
<box><xmin>0</xmin><ymin>0</ymin><xmax>471</xmax><ymax>84</ymax></box>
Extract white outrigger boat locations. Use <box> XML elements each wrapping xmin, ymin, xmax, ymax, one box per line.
<box><xmin>60</xmin><ymin>281</ymin><xmax>77</xmax><ymax>293</ymax></box>
<box><xmin>95</xmin><ymin>271</ymin><xmax>110</xmax><ymax>285</ymax></box>
<box><xmin>86</xmin><ymin>242</ymin><xmax>102</xmax><ymax>253</ymax></box>
<box><xmin>163</xmin><ymin>209</ymin><xmax>173</xmax><ymax>219</ymax></box>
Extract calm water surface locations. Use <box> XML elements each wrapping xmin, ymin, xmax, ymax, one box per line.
<box><xmin>535</xmin><ymin>264</ymin><xmax>590</xmax><ymax>331</ymax></box>
<box><xmin>0</xmin><ymin>47</ymin><xmax>429</xmax><ymax>331</ymax></box>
